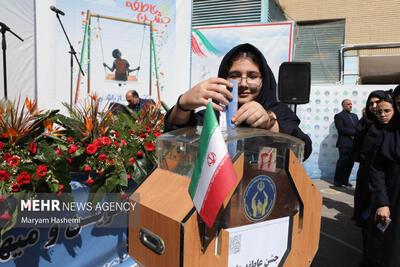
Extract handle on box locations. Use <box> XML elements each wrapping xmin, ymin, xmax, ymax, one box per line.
<box><xmin>139</xmin><ymin>228</ymin><xmax>165</xmax><ymax>255</ymax></box>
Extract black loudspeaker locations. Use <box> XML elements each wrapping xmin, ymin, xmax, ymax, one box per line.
<box><xmin>278</xmin><ymin>62</ymin><xmax>311</xmax><ymax>104</ymax></box>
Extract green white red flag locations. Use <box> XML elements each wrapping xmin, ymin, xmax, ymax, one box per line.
<box><xmin>189</xmin><ymin>102</ymin><xmax>238</xmax><ymax>228</ymax></box>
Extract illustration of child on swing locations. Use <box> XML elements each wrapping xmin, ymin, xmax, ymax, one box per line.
<box><xmin>103</xmin><ymin>49</ymin><xmax>140</xmax><ymax>81</ymax></box>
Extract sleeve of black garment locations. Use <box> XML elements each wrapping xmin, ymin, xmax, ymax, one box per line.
<box><xmin>163</xmin><ymin>107</ymin><xmax>205</xmax><ymax>133</ymax></box>
<box><xmin>269</xmin><ymin>102</ymin><xmax>312</xmax><ymax>160</ymax></box>
<box><xmin>335</xmin><ymin>113</ymin><xmax>356</xmax><ymax>136</ymax></box>
<box><xmin>368</xmin><ymin>154</ymin><xmax>391</xmax><ymax>210</ymax></box>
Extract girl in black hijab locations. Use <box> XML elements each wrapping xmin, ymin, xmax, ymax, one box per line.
<box><xmin>164</xmin><ymin>43</ymin><xmax>311</xmax><ymax>160</ymax></box>
<box><xmin>365</xmin><ymin>96</ymin><xmax>399</xmax><ymax>266</ymax></box>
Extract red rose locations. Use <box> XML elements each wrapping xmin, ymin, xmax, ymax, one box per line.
<box><xmin>67</xmin><ymin>158</ymin><xmax>72</xmax><ymax>164</ymax></box>
<box><xmin>145</xmin><ymin>126</ymin><xmax>151</xmax><ymax>133</ymax></box>
<box><xmin>59</xmin><ymin>185</ymin><xmax>64</xmax><ymax>191</ymax></box>
<box><xmin>101</xmin><ymin>136</ymin><xmax>111</xmax><ymax>146</ymax></box>
<box><xmin>36</xmin><ymin>165</ymin><xmax>48</xmax><ymax>178</ymax></box>
<box><xmin>135</xmin><ymin>118</ymin><xmax>140</xmax><ymax>122</ymax></box>
<box><xmin>0</xmin><ymin>213</ymin><xmax>12</xmax><ymax>221</ymax></box>
<box><xmin>2</xmin><ymin>152</ymin><xmax>11</xmax><ymax>161</ymax></box>
<box><xmin>84</xmin><ymin>165</ymin><xmax>91</xmax><ymax>172</ymax></box>
<box><xmin>85</xmin><ymin>178</ymin><xmax>94</xmax><ymax>184</ymax></box>
<box><xmin>109</xmin><ymin>158</ymin><xmax>114</xmax><ymax>165</ymax></box>
<box><xmin>129</xmin><ymin>130</ymin><xmax>135</xmax><ymax>135</ymax></box>
<box><xmin>129</xmin><ymin>157</ymin><xmax>135</xmax><ymax>164</ymax></box>
<box><xmin>127</xmin><ymin>174</ymin><xmax>131</xmax><ymax>179</ymax></box>
<box><xmin>98</xmin><ymin>169</ymin><xmax>104</xmax><ymax>175</ymax></box>
<box><xmin>154</xmin><ymin>132</ymin><xmax>162</xmax><ymax>137</ymax></box>
<box><xmin>99</xmin><ymin>154</ymin><xmax>107</xmax><ymax>162</ymax></box>
<box><xmin>86</xmin><ymin>144</ymin><xmax>97</xmax><ymax>155</ymax></box>
<box><xmin>113</xmin><ymin>131</ymin><xmax>120</xmax><ymax>138</ymax></box>
<box><xmin>66</xmin><ymin>137</ymin><xmax>74</xmax><ymax>144</ymax></box>
<box><xmin>121</xmin><ymin>139</ymin><xmax>127</xmax><ymax>146</ymax></box>
<box><xmin>11</xmin><ymin>183</ymin><xmax>19</xmax><ymax>192</ymax></box>
<box><xmin>114</xmin><ymin>140</ymin><xmax>120</xmax><ymax>149</ymax></box>
<box><xmin>55</xmin><ymin>148</ymin><xmax>62</xmax><ymax>156</ymax></box>
<box><xmin>0</xmin><ymin>141</ymin><xmax>3</xmax><ymax>151</ymax></box>
<box><xmin>7</xmin><ymin>156</ymin><xmax>20</xmax><ymax>168</ymax></box>
<box><xmin>28</xmin><ymin>142</ymin><xmax>37</xmax><ymax>154</ymax></box>
<box><xmin>136</xmin><ymin>151</ymin><xmax>144</xmax><ymax>159</ymax></box>
<box><xmin>138</xmin><ymin>133</ymin><xmax>146</xmax><ymax>140</ymax></box>
<box><xmin>93</xmin><ymin>139</ymin><xmax>102</xmax><ymax>148</ymax></box>
<box><xmin>17</xmin><ymin>172</ymin><xmax>31</xmax><ymax>185</ymax></box>
<box><xmin>120</xmin><ymin>193</ymin><xmax>128</xmax><ymax>199</ymax></box>
<box><xmin>57</xmin><ymin>191</ymin><xmax>62</xmax><ymax>197</ymax></box>
<box><xmin>67</xmin><ymin>144</ymin><xmax>77</xmax><ymax>154</ymax></box>
<box><xmin>0</xmin><ymin>170</ymin><xmax>10</xmax><ymax>180</ymax></box>
<box><xmin>145</xmin><ymin>142</ymin><xmax>155</xmax><ymax>152</ymax></box>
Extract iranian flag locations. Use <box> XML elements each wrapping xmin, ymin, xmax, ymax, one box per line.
<box><xmin>189</xmin><ymin>102</ymin><xmax>238</xmax><ymax>228</ymax></box>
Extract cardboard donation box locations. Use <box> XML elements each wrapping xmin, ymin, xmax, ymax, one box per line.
<box><xmin>129</xmin><ymin>127</ymin><xmax>322</xmax><ymax>267</ymax></box>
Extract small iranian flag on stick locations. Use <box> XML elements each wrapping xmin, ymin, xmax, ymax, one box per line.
<box><xmin>189</xmin><ymin>102</ymin><xmax>238</xmax><ymax>228</ymax></box>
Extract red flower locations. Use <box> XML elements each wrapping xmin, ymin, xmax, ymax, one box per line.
<box><xmin>17</xmin><ymin>172</ymin><xmax>31</xmax><ymax>185</ymax></box>
<box><xmin>86</xmin><ymin>144</ymin><xmax>97</xmax><ymax>155</ymax></box>
<box><xmin>145</xmin><ymin>142</ymin><xmax>155</xmax><ymax>152</ymax></box>
<box><xmin>136</xmin><ymin>151</ymin><xmax>144</xmax><ymax>159</ymax></box>
<box><xmin>0</xmin><ymin>196</ymin><xmax>7</xmax><ymax>203</ymax></box>
<box><xmin>101</xmin><ymin>136</ymin><xmax>111</xmax><ymax>146</ymax></box>
<box><xmin>11</xmin><ymin>183</ymin><xmax>19</xmax><ymax>192</ymax></box>
<box><xmin>99</xmin><ymin>154</ymin><xmax>107</xmax><ymax>162</ymax></box>
<box><xmin>2</xmin><ymin>152</ymin><xmax>11</xmax><ymax>161</ymax></box>
<box><xmin>36</xmin><ymin>165</ymin><xmax>48</xmax><ymax>178</ymax></box>
<box><xmin>129</xmin><ymin>157</ymin><xmax>135</xmax><ymax>164</ymax></box>
<box><xmin>0</xmin><ymin>170</ymin><xmax>10</xmax><ymax>180</ymax></box>
<box><xmin>93</xmin><ymin>139</ymin><xmax>102</xmax><ymax>148</ymax></box>
<box><xmin>57</xmin><ymin>191</ymin><xmax>62</xmax><ymax>197</ymax></box>
<box><xmin>84</xmin><ymin>165</ymin><xmax>91</xmax><ymax>172</ymax></box>
<box><xmin>135</xmin><ymin>118</ymin><xmax>140</xmax><ymax>123</ymax></box>
<box><xmin>59</xmin><ymin>185</ymin><xmax>64</xmax><ymax>191</ymax></box>
<box><xmin>120</xmin><ymin>193</ymin><xmax>128</xmax><ymax>199</ymax></box>
<box><xmin>121</xmin><ymin>139</ymin><xmax>128</xmax><ymax>146</ymax></box>
<box><xmin>98</xmin><ymin>169</ymin><xmax>104</xmax><ymax>175</ymax></box>
<box><xmin>55</xmin><ymin>148</ymin><xmax>62</xmax><ymax>156</ymax></box>
<box><xmin>145</xmin><ymin>126</ymin><xmax>151</xmax><ymax>133</ymax></box>
<box><xmin>0</xmin><ymin>213</ymin><xmax>12</xmax><ymax>221</ymax></box>
<box><xmin>129</xmin><ymin>130</ymin><xmax>135</xmax><ymax>135</ymax></box>
<box><xmin>109</xmin><ymin>158</ymin><xmax>114</xmax><ymax>165</ymax></box>
<box><xmin>67</xmin><ymin>144</ymin><xmax>78</xmax><ymax>154</ymax></box>
<box><xmin>154</xmin><ymin>132</ymin><xmax>162</xmax><ymax>137</ymax></box>
<box><xmin>138</xmin><ymin>133</ymin><xmax>146</xmax><ymax>140</ymax></box>
<box><xmin>114</xmin><ymin>140</ymin><xmax>120</xmax><ymax>148</ymax></box>
<box><xmin>66</xmin><ymin>137</ymin><xmax>74</xmax><ymax>144</ymax></box>
<box><xmin>127</xmin><ymin>174</ymin><xmax>131</xmax><ymax>179</ymax></box>
<box><xmin>28</xmin><ymin>142</ymin><xmax>37</xmax><ymax>154</ymax></box>
<box><xmin>113</xmin><ymin>131</ymin><xmax>120</xmax><ymax>138</ymax></box>
<box><xmin>86</xmin><ymin>178</ymin><xmax>94</xmax><ymax>184</ymax></box>
<box><xmin>67</xmin><ymin>158</ymin><xmax>72</xmax><ymax>164</ymax></box>
<box><xmin>0</xmin><ymin>141</ymin><xmax>3</xmax><ymax>150</ymax></box>
<box><xmin>7</xmin><ymin>156</ymin><xmax>20</xmax><ymax>168</ymax></box>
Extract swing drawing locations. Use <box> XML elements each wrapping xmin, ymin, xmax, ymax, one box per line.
<box><xmin>75</xmin><ymin>10</ymin><xmax>162</xmax><ymax>104</ymax></box>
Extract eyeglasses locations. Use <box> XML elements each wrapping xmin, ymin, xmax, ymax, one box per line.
<box><xmin>377</xmin><ymin>109</ymin><xmax>394</xmax><ymax>115</ymax></box>
<box><xmin>227</xmin><ymin>73</ymin><xmax>262</xmax><ymax>87</ymax></box>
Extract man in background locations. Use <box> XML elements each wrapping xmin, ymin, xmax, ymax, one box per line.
<box><xmin>333</xmin><ymin>99</ymin><xmax>359</xmax><ymax>187</ymax></box>
<box><xmin>125</xmin><ymin>90</ymin><xmax>155</xmax><ymax>114</ymax></box>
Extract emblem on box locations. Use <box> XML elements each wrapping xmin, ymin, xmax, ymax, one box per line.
<box><xmin>243</xmin><ymin>175</ymin><xmax>276</xmax><ymax>222</ymax></box>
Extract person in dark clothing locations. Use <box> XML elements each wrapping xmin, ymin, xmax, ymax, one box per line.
<box><xmin>333</xmin><ymin>99</ymin><xmax>359</xmax><ymax>187</ymax></box>
<box><xmin>164</xmin><ymin>43</ymin><xmax>312</xmax><ymax>160</ymax></box>
<box><xmin>352</xmin><ymin>91</ymin><xmax>388</xmax><ymax>265</ymax></box>
<box><xmin>125</xmin><ymin>90</ymin><xmax>155</xmax><ymax>114</ymax></box>
<box><xmin>103</xmin><ymin>49</ymin><xmax>140</xmax><ymax>81</ymax></box>
<box><xmin>393</xmin><ymin>84</ymin><xmax>400</xmax><ymax>112</ymax></box>
<box><xmin>365</xmin><ymin>96</ymin><xmax>398</xmax><ymax>267</ymax></box>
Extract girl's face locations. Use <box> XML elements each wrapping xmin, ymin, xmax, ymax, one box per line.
<box><xmin>227</xmin><ymin>57</ymin><xmax>262</xmax><ymax>105</ymax></box>
<box><xmin>368</xmin><ymin>97</ymin><xmax>380</xmax><ymax>115</ymax></box>
<box><xmin>377</xmin><ymin>101</ymin><xmax>394</xmax><ymax>124</ymax></box>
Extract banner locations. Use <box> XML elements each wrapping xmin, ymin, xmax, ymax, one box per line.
<box><xmin>191</xmin><ymin>22</ymin><xmax>294</xmax><ymax>88</ymax></box>
<box><xmin>297</xmin><ymin>84</ymin><xmax>395</xmax><ymax>179</ymax></box>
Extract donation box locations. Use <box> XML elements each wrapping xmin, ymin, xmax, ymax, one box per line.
<box><xmin>129</xmin><ymin>127</ymin><xmax>322</xmax><ymax>267</ymax></box>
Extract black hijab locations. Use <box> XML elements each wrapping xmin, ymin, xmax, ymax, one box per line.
<box><xmin>217</xmin><ymin>43</ymin><xmax>278</xmax><ymax>109</ymax></box>
<box><xmin>379</xmin><ymin>97</ymin><xmax>400</xmax><ymax>163</ymax></box>
<box><xmin>365</xmin><ymin>90</ymin><xmax>387</xmax><ymax>120</ymax></box>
